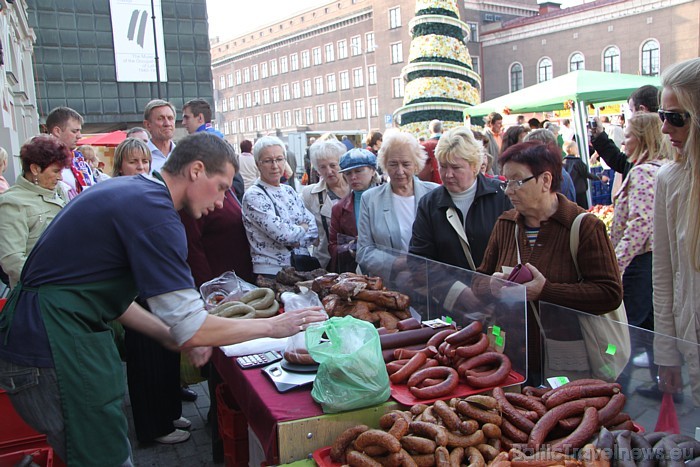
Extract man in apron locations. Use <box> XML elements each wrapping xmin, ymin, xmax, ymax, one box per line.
<box><xmin>0</xmin><ymin>132</ymin><xmax>325</xmax><ymax>466</ymax></box>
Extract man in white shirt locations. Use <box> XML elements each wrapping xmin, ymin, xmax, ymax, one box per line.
<box><xmin>143</xmin><ymin>99</ymin><xmax>176</xmax><ymax>173</ymax></box>
<box><xmin>237</xmin><ymin>139</ymin><xmax>259</xmax><ymax>191</ymax></box>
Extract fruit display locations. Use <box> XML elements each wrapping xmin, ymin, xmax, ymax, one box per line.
<box><xmin>588</xmin><ymin>205</ymin><xmax>614</xmax><ymax>234</ymax></box>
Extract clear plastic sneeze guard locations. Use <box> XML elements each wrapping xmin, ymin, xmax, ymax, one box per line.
<box><xmin>539</xmin><ymin>301</ymin><xmax>699</xmax><ymax>437</ymax></box>
<box><xmin>359</xmin><ymin>244</ymin><xmax>528</xmax><ymax>385</ymax></box>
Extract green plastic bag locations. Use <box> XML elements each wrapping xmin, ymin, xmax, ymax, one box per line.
<box><xmin>306</xmin><ymin>316</ymin><xmax>390</xmax><ymax>413</ymax></box>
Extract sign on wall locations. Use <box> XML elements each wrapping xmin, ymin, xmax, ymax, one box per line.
<box><xmin>109</xmin><ymin>0</ymin><xmax>168</xmax><ymax>82</ymax></box>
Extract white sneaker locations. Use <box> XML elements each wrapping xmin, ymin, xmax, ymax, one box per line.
<box><xmin>632</xmin><ymin>352</ymin><xmax>649</xmax><ymax>368</ymax></box>
<box><xmin>173</xmin><ymin>416</ymin><xmax>191</xmax><ymax>430</ymax></box>
<box><xmin>155</xmin><ymin>429</ymin><xmax>191</xmax><ymax>444</ymax></box>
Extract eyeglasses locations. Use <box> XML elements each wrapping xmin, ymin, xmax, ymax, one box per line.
<box><xmin>260</xmin><ymin>157</ymin><xmax>286</xmax><ymax>166</ymax></box>
<box><xmin>658</xmin><ymin>110</ymin><xmax>691</xmax><ymax>128</ymax></box>
<box><xmin>499</xmin><ymin>175</ymin><xmax>536</xmax><ymax>192</ymax></box>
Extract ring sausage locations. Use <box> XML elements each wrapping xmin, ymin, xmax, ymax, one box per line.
<box><xmin>446</xmin><ymin>430</ymin><xmax>485</xmax><ymax>448</ymax></box>
<box><xmin>475</xmin><ymin>443</ymin><xmax>500</xmax><ymax>461</ymax></box>
<box><xmin>550</xmin><ymin>407</ymin><xmax>599</xmax><ymax>452</ymax></box>
<box><xmin>331</xmin><ymin>425</ymin><xmax>369</xmax><ymax>463</ymax></box>
<box><xmin>387</xmin><ymin>417</ymin><xmax>410</xmax><ymax>440</ymax></box>
<box><xmin>528</xmin><ymin>399</ymin><xmax>593</xmax><ymax>449</ymax></box>
<box><xmin>409</xmin><ymin>421</ymin><xmax>448</xmax><ymax>447</ymax></box>
<box><xmin>455</xmin><ymin>333</ymin><xmax>489</xmax><ymax>358</ymax></box>
<box><xmin>597</xmin><ymin>393</ymin><xmax>626</xmax><ymax>426</ymax></box>
<box><xmin>407</xmin><ymin>366</ymin><xmax>459</xmax><ymax>399</ymax></box>
<box><xmin>493</xmin><ymin>387</ymin><xmax>535</xmax><ymax>433</ymax></box>
<box><xmin>460</xmin><ymin>352</ymin><xmax>512</xmax><ymax>388</ymax></box>
<box><xmin>284</xmin><ymin>350</ymin><xmax>316</xmax><ymax>365</ymax></box>
<box><xmin>432</xmin><ymin>400</ymin><xmax>462</xmax><ymax>432</ymax></box>
<box><xmin>400</xmin><ymin>436</ymin><xmax>437</xmax><ymax>454</ymax></box>
<box><xmin>427</xmin><ymin>328</ymin><xmax>456</xmax><ymax>348</ymax></box>
<box><xmin>503</xmin><ymin>392</ymin><xmax>547</xmax><ymax>418</ymax></box>
<box><xmin>347</xmin><ymin>450</ymin><xmax>383</xmax><ymax>467</ymax></box>
<box><xmin>445</xmin><ymin>321</ymin><xmax>483</xmax><ymax>346</ymax></box>
<box><xmin>394</xmin><ymin>346</ymin><xmax>438</xmax><ymax>360</ymax></box>
<box><xmin>544</xmin><ymin>383</ymin><xmax>621</xmax><ymax>409</ymax></box>
<box><xmin>501</xmin><ymin>418</ymin><xmax>528</xmax><ymax>444</ymax></box>
<box><xmin>465</xmin><ymin>395</ymin><xmax>499</xmax><ymax>410</ymax></box>
<box><xmin>455</xmin><ymin>401</ymin><xmax>502</xmax><ymax>426</ymax></box>
<box><xmin>466</xmin><ymin>446</ymin><xmax>486</xmax><ymax>467</ymax></box>
<box><xmin>390</xmin><ymin>352</ymin><xmax>428</xmax><ymax>384</ymax></box>
<box><xmin>355</xmin><ymin>429</ymin><xmax>402</xmax><ymax>454</ymax></box>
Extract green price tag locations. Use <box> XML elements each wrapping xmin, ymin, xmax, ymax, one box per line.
<box><xmin>495</xmin><ymin>336</ymin><xmax>504</xmax><ymax>347</ymax></box>
<box><xmin>445</xmin><ymin>316</ymin><xmax>453</xmax><ymax>324</ymax></box>
<box><xmin>556</xmin><ymin>376</ymin><xmax>570</xmax><ymax>385</ymax></box>
<box><xmin>492</xmin><ymin>326</ymin><xmax>501</xmax><ymax>336</ymax></box>
<box><xmin>605</xmin><ymin>344</ymin><xmax>617</xmax><ymax>355</ymax></box>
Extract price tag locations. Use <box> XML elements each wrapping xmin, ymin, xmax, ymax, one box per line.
<box><xmin>495</xmin><ymin>336</ymin><xmax>504</xmax><ymax>347</ymax></box>
<box><xmin>422</xmin><ymin>318</ymin><xmax>453</xmax><ymax>329</ymax></box>
<box><xmin>547</xmin><ymin>376</ymin><xmax>570</xmax><ymax>389</ymax></box>
<box><xmin>492</xmin><ymin>325</ymin><xmax>501</xmax><ymax>336</ymax></box>
<box><xmin>605</xmin><ymin>344</ymin><xmax>617</xmax><ymax>355</ymax></box>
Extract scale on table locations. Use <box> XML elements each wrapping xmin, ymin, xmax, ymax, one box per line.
<box><xmin>262</xmin><ymin>359</ymin><xmax>318</xmax><ymax>393</ymax></box>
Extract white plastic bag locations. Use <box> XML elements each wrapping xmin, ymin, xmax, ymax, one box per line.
<box><xmin>199</xmin><ymin>271</ymin><xmax>256</xmax><ymax>310</ymax></box>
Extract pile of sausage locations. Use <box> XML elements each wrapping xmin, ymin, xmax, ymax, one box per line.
<box><xmin>330</xmin><ymin>395</ymin><xmax>506</xmax><ymax>467</ymax></box>
<box><xmin>256</xmin><ymin>266</ymin><xmax>329</xmax><ymax>300</ymax></box>
<box><xmin>386</xmin><ymin>322</ymin><xmax>512</xmax><ymax>399</ymax></box>
<box><xmin>499</xmin><ymin>379</ymin><xmax>632</xmax><ymax>453</ymax></box>
<box><xmin>312</xmin><ymin>273</ymin><xmax>412</xmax><ymax>330</ymax></box>
<box><xmin>592</xmin><ymin>428</ymin><xmax>700</xmax><ymax>467</ymax></box>
<box><xmin>208</xmin><ymin>287</ymin><xmax>279</xmax><ymax>319</ymax></box>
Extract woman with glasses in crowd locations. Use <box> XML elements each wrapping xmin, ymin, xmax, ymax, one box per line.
<box><xmin>475</xmin><ymin>141</ymin><xmax>622</xmax><ymax>385</ymax></box>
<box><xmin>243</xmin><ymin>136</ymin><xmax>318</xmax><ymax>278</ymax></box>
<box><xmin>653</xmin><ymin>57</ymin><xmax>700</xmax><ymax>407</ymax></box>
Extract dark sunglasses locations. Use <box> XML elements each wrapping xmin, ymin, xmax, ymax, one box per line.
<box><xmin>658</xmin><ymin>110</ymin><xmax>691</xmax><ymax>128</ymax></box>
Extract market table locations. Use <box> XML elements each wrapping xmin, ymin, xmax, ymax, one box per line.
<box><xmin>211</xmin><ymin>348</ymin><xmax>401</xmax><ymax>465</ymax></box>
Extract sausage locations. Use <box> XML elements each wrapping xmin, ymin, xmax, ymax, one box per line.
<box><xmin>283</xmin><ymin>350</ymin><xmax>316</xmax><ymax>365</ymax></box>
<box><xmin>387</xmin><ymin>417</ymin><xmax>410</xmax><ymax>440</ymax></box>
<box><xmin>331</xmin><ymin>425</ymin><xmax>370</xmax><ymax>463</ymax></box>
<box><xmin>464</xmin><ymin>395</ymin><xmax>499</xmax><ymax>410</ymax></box>
<box><xmin>214</xmin><ymin>301</ymin><xmax>257</xmax><ymax>318</ymax></box>
<box><xmin>409</xmin><ymin>421</ymin><xmax>448</xmax><ymax>447</ymax></box>
<box><xmin>544</xmin><ymin>383</ymin><xmax>621</xmax><ymax>409</ymax></box>
<box><xmin>455</xmin><ymin>333</ymin><xmax>490</xmax><ymax>358</ymax></box>
<box><xmin>597</xmin><ymin>393</ymin><xmax>626</xmax><ymax>426</ymax></box>
<box><xmin>550</xmin><ymin>407</ymin><xmax>599</xmax><ymax>452</ymax></box>
<box><xmin>503</xmin><ymin>392</ymin><xmax>547</xmax><ymax>418</ymax></box>
<box><xmin>407</xmin><ymin>366</ymin><xmax>459</xmax><ymax>400</ymax></box>
<box><xmin>347</xmin><ymin>450</ymin><xmax>384</xmax><ymax>467</ymax></box>
<box><xmin>522</xmin><ymin>386</ymin><xmax>549</xmax><ymax>398</ymax></box>
<box><xmin>418</xmin><ymin>406</ymin><xmax>438</xmax><ymax>424</ymax></box>
<box><xmin>380</xmin><ymin>411</ymin><xmax>412</xmax><ymax>430</ymax></box>
<box><xmin>466</xmin><ymin>446</ymin><xmax>486</xmax><ymax>467</ymax></box>
<box><xmin>400</xmin><ymin>436</ymin><xmax>437</xmax><ymax>454</ymax></box>
<box><xmin>445</xmin><ymin>321</ymin><xmax>483</xmax><ymax>346</ymax></box>
<box><xmin>614</xmin><ymin>430</ymin><xmax>637</xmax><ymax>467</ymax></box>
<box><xmin>427</xmin><ymin>328</ymin><xmax>456</xmax><ymax>348</ymax></box>
<box><xmin>390</xmin><ymin>352</ymin><xmax>428</xmax><ymax>384</ymax></box>
<box><xmin>355</xmin><ymin>429</ymin><xmax>403</xmax><ymax>454</ymax></box>
<box><xmin>475</xmin><ymin>443</ymin><xmax>500</xmax><ymax>461</ymax></box>
<box><xmin>241</xmin><ymin>287</ymin><xmax>276</xmax><ymax>309</ymax></box>
<box><xmin>528</xmin><ymin>399</ymin><xmax>592</xmax><ymax>449</ymax></box>
<box><xmin>398</xmin><ymin>449</ymin><xmax>419</xmax><ymax>467</ymax></box>
<box><xmin>449</xmin><ymin>447</ymin><xmax>465</xmax><ymax>467</ymax></box>
<box><xmin>517</xmin><ymin>409</ymin><xmax>539</xmax><ymax>422</ymax></box>
<box><xmin>446</xmin><ymin>430</ymin><xmax>486</xmax><ymax>448</ymax></box>
<box><xmin>579</xmin><ymin>443</ymin><xmax>611</xmax><ymax>467</ymax></box>
<box><xmin>493</xmin><ymin>387</ymin><xmax>535</xmax><ymax>433</ymax></box>
<box><xmin>604</xmin><ymin>412</ymin><xmax>630</xmax><ymax>428</ymax></box>
<box><xmin>435</xmin><ymin>446</ymin><xmax>451</xmax><ymax>467</ymax></box>
<box><xmin>412</xmin><ymin>454</ymin><xmax>436</xmax><ymax>467</ymax></box>
<box><xmin>381</xmin><ymin>327</ymin><xmax>443</xmax><ymax>350</ymax></box>
<box><xmin>455</xmin><ymin>401</ymin><xmax>502</xmax><ymax>425</ymax></box>
<box><xmin>482</xmin><ymin>423</ymin><xmax>502</xmax><ymax>439</ymax></box>
<box><xmin>461</xmin><ymin>352</ymin><xmax>512</xmax><ymax>388</ymax></box>
<box><xmin>410</xmin><ymin>404</ymin><xmax>429</xmax><ymax>416</ymax></box>
<box><xmin>609</xmin><ymin>420</ymin><xmax>636</xmax><ymax>431</ymax></box>
<box><xmin>501</xmin><ymin>418</ymin><xmax>528</xmax><ymax>444</ymax></box>
<box><xmin>629</xmin><ymin>432</ymin><xmax>654</xmax><ymax>467</ymax></box>
<box><xmin>397</xmin><ymin>318</ymin><xmax>422</xmax><ymax>331</ymax></box>
<box><xmin>593</xmin><ymin>427</ymin><xmax>615</xmax><ymax>452</ymax></box>
<box><xmin>433</xmin><ymin>400</ymin><xmax>462</xmax><ymax>432</ymax></box>
<box><xmin>394</xmin><ymin>346</ymin><xmax>438</xmax><ymax>360</ymax></box>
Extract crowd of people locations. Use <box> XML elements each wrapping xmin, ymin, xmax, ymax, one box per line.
<box><xmin>0</xmin><ymin>57</ymin><xmax>698</xmax><ymax>464</ymax></box>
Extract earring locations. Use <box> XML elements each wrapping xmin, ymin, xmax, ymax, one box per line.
<box><xmin>33</xmin><ymin>175</ymin><xmax>39</xmax><ymax>185</ymax></box>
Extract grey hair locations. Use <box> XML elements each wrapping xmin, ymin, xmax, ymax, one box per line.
<box><xmin>309</xmin><ymin>138</ymin><xmax>346</xmax><ymax>169</ymax></box>
<box><xmin>377</xmin><ymin>129</ymin><xmax>427</xmax><ymax>173</ymax></box>
<box><xmin>543</xmin><ymin>122</ymin><xmax>560</xmax><ymax>134</ymax></box>
<box><xmin>524</xmin><ymin>129</ymin><xmax>557</xmax><ymax>145</ymax></box>
<box><xmin>143</xmin><ymin>99</ymin><xmax>176</xmax><ymax>122</ymax></box>
<box><xmin>429</xmin><ymin>119</ymin><xmax>443</xmax><ymax>134</ymax></box>
<box><xmin>253</xmin><ymin>135</ymin><xmax>286</xmax><ymax>164</ymax></box>
<box><xmin>127</xmin><ymin>127</ymin><xmax>151</xmax><ymax>139</ymax></box>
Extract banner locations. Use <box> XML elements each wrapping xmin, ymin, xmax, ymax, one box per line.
<box><xmin>109</xmin><ymin>0</ymin><xmax>168</xmax><ymax>82</ymax></box>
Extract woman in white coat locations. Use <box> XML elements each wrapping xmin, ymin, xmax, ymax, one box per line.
<box><xmin>357</xmin><ymin>130</ymin><xmax>439</xmax><ymax>279</ymax></box>
<box><xmin>653</xmin><ymin>57</ymin><xmax>700</xmax><ymax>406</ymax></box>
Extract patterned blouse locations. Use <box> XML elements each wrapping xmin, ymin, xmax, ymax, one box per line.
<box><xmin>610</xmin><ymin>160</ymin><xmax>666</xmax><ymax>274</ymax></box>
<box><xmin>242</xmin><ymin>179</ymin><xmax>318</xmax><ymax>275</ymax></box>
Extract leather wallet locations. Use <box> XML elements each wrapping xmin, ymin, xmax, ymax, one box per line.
<box><xmin>506</xmin><ymin>264</ymin><xmax>533</xmax><ymax>284</ymax></box>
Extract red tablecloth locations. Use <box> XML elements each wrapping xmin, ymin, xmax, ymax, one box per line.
<box><xmin>212</xmin><ymin>348</ymin><xmax>323</xmax><ymax>464</ymax></box>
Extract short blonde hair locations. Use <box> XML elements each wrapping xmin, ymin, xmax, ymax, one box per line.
<box><xmin>0</xmin><ymin>147</ymin><xmax>8</xmax><ymax>166</ymax></box>
<box><xmin>112</xmin><ymin>138</ymin><xmax>151</xmax><ymax>177</ymax></box>
<box><xmin>78</xmin><ymin>144</ymin><xmax>97</xmax><ymax>161</ymax></box>
<box><xmin>377</xmin><ymin>129</ymin><xmax>426</xmax><ymax>173</ymax></box>
<box><xmin>435</xmin><ymin>127</ymin><xmax>482</xmax><ymax>170</ymax></box>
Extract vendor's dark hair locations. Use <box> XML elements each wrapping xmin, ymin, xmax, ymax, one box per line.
<box><xmin>20</xmin><ymin>134</ymin><xmax>72</xmax><ymax>173</ymax></box>
<box><xmin>163</xmin><ymin>132</ymin><xmax>238</xmax><ymax>176</ymax></box>
<box><xmin>629</xmin><ymin>85</ymin><xmax>659</xmax><ymax>112</ymax></box>
<box><xmin>499</xmin><ymin>141</ymin><xmax>562</xmax><ymax>192</ymax></box>
<box><xmin>240</xmin><ymin>139</ymin><xmax>253</xmax><ymax>153</ymax></box>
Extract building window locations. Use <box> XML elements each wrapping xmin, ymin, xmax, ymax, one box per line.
<box><xmin>538</xmin><ymin>57</ymin><xmax>553</xmax><ymax>83</ymax></box>
<box><xmin>295</xmin><ymin>109</ymin><xmax>303</xmax><ymax>126</ymax></box>
<box><xmin>305</xmin><ymin>107</ymin><xmax>314</xmax><ymax>125</ymax></box>
<box><xmin>261</xmin><ymin>62</ymin><xmax>268</xmax><ymax>78</ymax></box>
<box><xmin>282</xmin><ymin>84</ymin><xmax>290</xmax><ymax>101</ymax></box>
<box><xmin>325</xmin><ymin>43</ymin><xmax>335</xmax><ymax>62</ymax></box>
<box><xmin>246</xmin><ymin>116</ymin><xmax>253</xmax><ymax>132</ymax></box>
<box><xmin>472</xmin><ymin>56</ymin><xmax>480</xmax><ymax>74</ymax></box>
<box><xmin>329</xmin><ymin>103</ymin><xmax>339</xmax><ymax>122</ymax></box>
<box><xmin>641</xmin><ymin>40</ymin><xmax>660</xmax><ymax>76</ymax></box>
<box><xmin>303</xmin><ymin>79</ymin><xmax>313</xmax><ymax>97</ymax></box>
<box><xmin>265</xmin><ymin>114</ymin><xmax>272</xmax><ymax>129</ymax></box>
<box><xmin>467</xmin><ymin>22</ymin><xmax>479</xmax><ymax>42</ymax></box>
<box><xmin>252</xmin><ymin>65</ymin><xmax>259</xmax><ymax>81</ymax></box>
<box><xmin>256</xmin><ymin>115</ymin><xmax>262</xmax><ymax>131</ymax></box>
<box><xmin>390</xmin><ymin>42</ymin><xmax>403</xmax><ymax>64</ymax></box>
<box><xmin>389</xmin><ymin>6</ymin><xmax>401</xmax><ymax>29</ymax></box>
<box><xmin>235</xmin><ymin>70</ymin><xmax>242</xmax><ymax>85</ymax></box>
<box><xmin>341</xmin><ymin>101</ymin><xmax>352</xmax><ymax>120</ymax></box>
<box><xmin>338</xmin><ymin>40</ymin><xmax>348</xmax><ymax>59</ymax></box>
<box><xmin>272</xmin><ymin>86</ymin><xmax>280</xmax><ymax>103</ymax></box>
<box><xmin>301</xmin><ymin>50</ymin><xmax>310</xmax><ymax>68</ymax></box>
<box><xmin>350</xmin><ymin>36</ymin><xmax>361</xmax><ymax>56</ymax></box>
<box><xmin>284</xmin><ymin>110</ymin><xmax>292</xmax><ymax>127</ymax></box>
<box><xmin>253</xmin><ymin>90</ymin><xmax>260</xmax><ymax>106</ymax></box>
<box><xmin>292</xmin><ymin>82</ymin><xmax>301</xmax><ymax>99</ymax></box>
<box><xmin>274</xmin><ymin>112</ymin><xmax>281</xmax><ymax>128</ymax></box>
<box><xmin>245</xmin><ymin>92</ymin><xmax>252</xmax><ymax>107</ymax></box>
<box><xmin>222</xmin><ymin>99</ymin><xmax>228</xmax><ymax>112</ymax></box>
<box><xmin>219</xmin><ymin>76</ymin><xmax>225</xmax><ymax>89</ymax></box>
<box><xmin>392</xmin><ymin>77</ymin><xmax>404</xmax><ymax>98</ymax></box>
<box><xmin>243</xmin><ymin>67</ymin><xmax>250</xmax><ymax>83</ymax></box>
<box><xmin>510</xmin><ymin>63</ymin><xmax>523</xmax><ymax>92</ymax></box>
<box><xmin>316</xmin><ymin>105</ymin><xmax>326</xmax><ymax>123</ymax></box>
<box><xmin>280</xmin><ymin>56</ymin><xmax>288</xmax><ymax>73</ymax></box>
<box><xmin>231</xmin><ymin>120</ymin><xmax>237</xmax><ymax>134</ymax></box>
<box><xmin>237</xmin><ymin>94</ymin><xmax>243</xmax><ymax>109</ymax></box>
<box><xmin>370</xmin><ymin>97</ymin><xmax>378</xmax><ymax>117</ymax></box>
<box><xmin>340</xmin><ymin>71</ymin><xmax>350</xmax><ymax>90</ymax></box>
<box><xmin>223</xmin><ymin>121</ymin><xmax>229</xmax><ymax>135</ymax></box>
<box><xmin>239</xmin><ymin>118</ymin><xmax>244</xmax><ymax>134</ymax></box>
<box><xmin>229</xmin><ymin>96</ymin><xmax>235</xmax><ymax>111</ymax></box>
<box><xmin>569</xmin><ymin>52</ymin><xmax>585</xmax><ymax>71</ymax></box>
<box><xmin>368</xmin><ymin>65</ymin><xmax>377</xmax><ymax>85</ymax></box>
<box><xmin>327</xmin><ymin>74</ymin><xmax>337</xmax><ymax>92</ymax></box>
<box><xmin>353</xmin><ymin>67</ymin><xmax>364</xmax><ymax>87</ymax></box>
<box><xmin>313</xmin><ymin>47</ymin><xmax>322</xmax><ymax>65</ymax></box>
<box><xmin>355</xmin><ymin>99</ymin><xmax>366</xmax><ymax>119</ymax></box>
<box><xmin>603</xmin><ymin>46</ymin><xmax>620</xmax><ymax>73</ymax></box>
<box><xmin>366</xmin><ymin>32</ymin><xmax>375</xmax><ymax>53</ymax></box>
<box><xmin>315</xmin><ymin>76</ymin><xmax>324</xmax><ymax>94</ymax></box>
<box><xmin>290</xmin><ymin>53</ymin><xmax>299</xmax><ymax>71</ymax></box>
<box><xmin>227</xmin><ymin>73</ymin><xmax>234</xmax><ymax>87</ymax></box>
<box><xmin>263</xmin><ymin>88</ymin><xmax>270</xmax><ymax>105</ymax></box>
<box><xmin>269</xmin><ymin>59</ymin><xmax>278</xmax><ymax>76</ymax></box>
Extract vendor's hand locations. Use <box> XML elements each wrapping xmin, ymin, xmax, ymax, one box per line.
<box><xmin>522</xmin><ymin>263</ymin><xmax>546</xmax><ymax>301</ymax></box>
<box><xmin>186</xmin><ymin>347</ymin><xmax>212</xmax><ymax>368</ymax></box>
<box><xmin>268</xmin><ymin>306</ymin><xmax>327</xmax><ymax>338</ymax></box>
<box><xmin>657</xmin><ymin>365</ymin><xmax>683</xmax><ymax>394</ymax></box>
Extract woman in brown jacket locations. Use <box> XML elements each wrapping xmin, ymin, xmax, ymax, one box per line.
<box><xmin>476</xmin><ymin>141</ymin><xmax>622</xmax><ymax>385</ymax></box>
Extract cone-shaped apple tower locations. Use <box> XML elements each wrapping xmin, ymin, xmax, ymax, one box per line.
<box><xmin>394</xmin><ymin>0</ymin><xmax>481</xmax><ymax>136</ymax></box>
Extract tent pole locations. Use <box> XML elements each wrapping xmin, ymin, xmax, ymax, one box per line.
<box><xmin>573</xmin><ymin>100</ymin><xmax>593</xmax><ymax>208</ymax></box>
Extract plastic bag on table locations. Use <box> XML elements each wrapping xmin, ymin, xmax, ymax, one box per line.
<box><xmin>306</xmin><ymin>316</ymin><xmax>390</xmax><ymax>413</ymax></box>
<box><xmin>199</xmin><ymin>271</ymin><xmax>256</xmax><ymax>310</ymax></box>
<box><xmin>281</xmin><ymin>288</ymin><xmax>325</xmax><ymax>364</ymax></box>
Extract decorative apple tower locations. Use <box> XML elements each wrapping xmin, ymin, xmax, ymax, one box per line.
<box><xmin>394</xmin><ymin>0</ymin><xmax>481</xmax><ymax>136</ymax></box>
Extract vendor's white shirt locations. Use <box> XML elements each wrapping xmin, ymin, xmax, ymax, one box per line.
<box><xmin>392</xmin><ymin>193</ymin><xmax>415</xmax><ymax>252</ymax></box>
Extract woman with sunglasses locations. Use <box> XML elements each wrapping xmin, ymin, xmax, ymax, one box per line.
<box><xmin>475</xmin><ymin>141</ymin><xmax>622</xmax><ymax>386</ymax></box>
<box><xmin>653</xmin><ymin>58</ymin><xmax>700</xmax><ymax>407</ymax></box>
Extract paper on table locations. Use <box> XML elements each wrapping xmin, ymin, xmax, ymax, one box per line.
<box><xmin>219</xmin><ymin>336</ymin><xmax>289</xmax><ymax>357</ymax></box>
